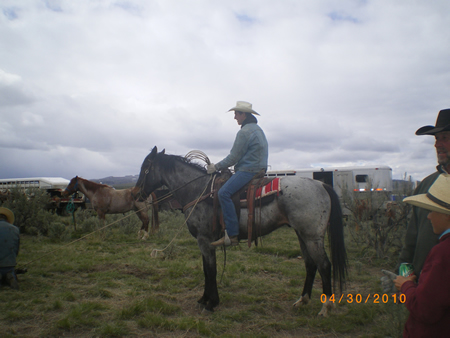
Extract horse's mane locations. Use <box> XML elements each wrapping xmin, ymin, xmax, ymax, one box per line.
<box><xmin>78</xmin><ymin>177</ymin><xmax>112</xmax><ymax>190</ymax></box>
<box><xmin>156</xmin><ymin>152</ymin><xmax>206</xmax><ymax>174</ymax></box>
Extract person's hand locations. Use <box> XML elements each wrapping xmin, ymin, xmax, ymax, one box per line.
<box><xmin>380</xmin><ymin>269</ymin><xmax>398</xmax><ymax>293</ymax></box>
<box><xmin>394</xmin><ymin>274</ymin><xmax>416</xmax><ymax>291</ymax></box>
<box><xmin>207</xmin><ymin>163</ymin><xmax>217</xmax><ymax>174</ymax></box>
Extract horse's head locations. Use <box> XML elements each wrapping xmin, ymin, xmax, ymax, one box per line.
<box><xmin>62</xmin><ymin>176</ymin><xmax>79</xmax><ymax>197</ymax></box>
<box><xmin>133</xmin><ymin>146</ymin><xmax>166</xmax><ymax>201</ymax></box>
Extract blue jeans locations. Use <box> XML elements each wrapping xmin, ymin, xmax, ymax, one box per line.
<box><xmin>218</xmin><ymin>171</ymin><xmax>255</xmax><ymax>237</ymax></box>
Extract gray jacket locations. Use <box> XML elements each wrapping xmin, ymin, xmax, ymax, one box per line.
<box><xmin>216</xmin><ymin>121</ymin><xmax>268</xmax><ymax>173</ymax></box>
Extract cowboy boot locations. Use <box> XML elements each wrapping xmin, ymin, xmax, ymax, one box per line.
<box><xmin>211</xmin><ymin>230</ymin><xmax>239</xmax><ymax>247</ymax></box>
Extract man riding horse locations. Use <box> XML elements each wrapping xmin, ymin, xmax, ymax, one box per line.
<box><xmin>207</xmin><ymin>101</ymin><xmax>268</xmax><ymax>247</ymax></box>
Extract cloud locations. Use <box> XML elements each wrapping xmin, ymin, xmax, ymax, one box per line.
<box><xmin>0</xmin><ymin>0</ymin><xmax>449</xmax><ymax>183</ymax></box>
<box><xmin>0</xmin><ymin>70</ymin><xmax>35</xmax><ymax>107</ymax></box>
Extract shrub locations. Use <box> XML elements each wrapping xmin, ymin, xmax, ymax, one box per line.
<box><xmin>342</xmin><ymin>175</ymin><xmax>414</xmax><ymax>261</ymax></box>
<box><xmin>0</xmin><ymin>187</ymin><xmax>60</xmax><ymax>235</ymax></box>
<box><xmin>48</xmin><ymin>221</ymin><xmax>72</xmax><ymax>241</ymax></box>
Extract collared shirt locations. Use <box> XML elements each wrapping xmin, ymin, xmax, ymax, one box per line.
<box><xmin>439</xmin><ymin>228</ymin><xmax>450</xmax><ymax>239</ymax></box>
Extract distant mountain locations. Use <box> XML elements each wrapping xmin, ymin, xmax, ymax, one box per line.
<box><xmin>91</xmin><ymin>175</ymin><xmax>139</xmax><ymax>189</ymax></box>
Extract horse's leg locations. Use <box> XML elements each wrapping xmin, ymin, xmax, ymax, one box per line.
<box><xmin>137</xmin><ymin>210</ymin><xmax>150</xmax><ymax>240</ymax></box>
<box><xmin>97</xmin><ymin>211</ymin><xmax>108</xmax><ymax>239</ymax></box>
<box><xmin>293</xmin><ymin>233</ymin><xmax>317</xmax><ymax>307</ymax></box>
<box><xmin>303</xmin><ymin>239</ymin><xmax>333</xmax><ymax>317</ymax></box>
<box><xmin>197</xmin><ymin>236</ymin><xmax>219</xmax><ymax>312</ymax></box>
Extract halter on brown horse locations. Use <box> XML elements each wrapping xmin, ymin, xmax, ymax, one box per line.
<box><xmin>63</xmin><ymin>176</ymin><xmax>158</xmax><ymax>239</ymax></box>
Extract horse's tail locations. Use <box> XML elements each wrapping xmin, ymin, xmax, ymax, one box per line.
<box><xmin>323</xmin><ymin>183</ymin><xmax>348</xmax><ymax>294</ymax></box>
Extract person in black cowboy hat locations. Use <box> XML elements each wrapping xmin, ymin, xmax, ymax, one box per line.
<box><xmin>393</xmin><ymin>173</ymin><xmax>450</xmax><ymax>337</ymax></box>
<box><xmin>0</xmin><ymin>207</ymin><xmax>20</xmax><ymax>290</ymax></box>
<box><xmin>382</xmin><ymin>109</ymin><xmax>450</xmax><ymax>292</ymax></box>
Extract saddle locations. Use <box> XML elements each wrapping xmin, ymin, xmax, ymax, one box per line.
<box><xmin>212</xmin><ymin>170</ymin><xmax>281</xmax><ymax>247</ymax></box>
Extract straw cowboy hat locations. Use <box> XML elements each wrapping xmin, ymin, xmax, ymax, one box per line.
<box><xmin>403</xmin><ymin>174</ymin><xmax>450</xmax><ymax>215</ymax></box>
<box><xmin>228</xmin><ymin>101</ymin><xmax>260</xmax><ymax>116</ymax></box>
<box><xmin>0</xmin><ymin>207</ymin><xmax>15</xmax><ymax>224</ymax></box>
<box><xmin>416</xmin><ymin>108</ymin><xmax>450</xmax><ymax>135</ymax></box>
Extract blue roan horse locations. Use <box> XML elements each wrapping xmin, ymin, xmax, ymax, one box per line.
<box><xmin>133</xmin><ymin>147</ymin><xmax>347</xmax><ymax>316</ymax></box>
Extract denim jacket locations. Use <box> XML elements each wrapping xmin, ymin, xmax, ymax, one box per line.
<box><xmin>216</xmin><ymin>122</ymin><xmax>268</xmax><ymax>173</ymax></box>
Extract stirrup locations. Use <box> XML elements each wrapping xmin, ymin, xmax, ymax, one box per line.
<box><xmin>224</xmin><ymin>231</ymin><xmax>231</xmax><ymax>246</ymax></box>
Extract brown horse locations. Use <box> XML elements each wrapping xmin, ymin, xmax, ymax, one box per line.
<box><xmin>63</xmin><ymin>176</ymin><xmax>158</xmax><ymax>239</ymax></box>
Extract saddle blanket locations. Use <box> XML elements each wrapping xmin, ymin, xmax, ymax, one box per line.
<box><xmin>255</xmin><ymin>177</ymin><xmax>281</xmax><ymax>199</ymax></box>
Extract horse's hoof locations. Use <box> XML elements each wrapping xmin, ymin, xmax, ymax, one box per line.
<box><xmin>317</xmin><ymin>300</ymin><xmax>334</xmax><ymax>317</ymax></box>
<box><xmin>318</xmin><ymin>310</ymin><xmax>328</xmax><ymax>317</ymax></box>
<box><xmin>201</xmin><ymin>307</ymin><xmax>214</xmax><ymax>315</ymax></box>
<box><xmin>293</xmin><ymin>294</ymin><xmax>309</xmax><ymax>307</ymax></box>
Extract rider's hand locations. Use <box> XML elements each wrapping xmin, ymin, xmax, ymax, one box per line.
<box><xmin>207</xmin><ymin>163</ymin><xmax>217</xmax><ymax>174</ymax></box>
<box><xmin>380</xmin><ymin>269</ymin><xmax>398</xmax><ymax>293</ymax></box>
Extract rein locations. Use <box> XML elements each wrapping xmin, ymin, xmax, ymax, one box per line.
<box><xmin>182</xmin><ymin>174</ymin><xmax>217</xmax><ymax>212</ymax></box>
<box><xmin>150</xmin><ymin>174</ymin><xmax>214</xmax><ymax>258</ymax></box>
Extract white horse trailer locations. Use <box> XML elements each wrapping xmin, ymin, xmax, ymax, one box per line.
<box><xmin>0</xmin><ymin>177</ymin><xmax>70</xmax><ymax>190</ymax></box>
<box><xmin>0</xmin><ymin>177</ymin><xmax>85</xmax><ymax>214</ymax></box>
<box><xmin>266</xmin><ymin>165</ymin><xmax>393</xmax><ymax>202</ymax></box>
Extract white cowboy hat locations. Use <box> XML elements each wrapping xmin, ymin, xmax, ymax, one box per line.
<box><xmin>228</xmin><ymin>101</ymin><xmax>260</xmax><ymax>116</ymax></box>
<box><xmin>0</xmin><ymin>207</ymin><xmax>15</xmax><ymax>224</ymax></box>
<box><xmin>403</xmin><ymin>173</ymin><xmax>450</xmax><ymax>215</ymax></box>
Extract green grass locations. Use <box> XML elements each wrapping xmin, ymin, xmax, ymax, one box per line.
<box><xmin>0</xmin><ymin>210</ymin><xmax>408</xmax><ymax>337</ymax></box>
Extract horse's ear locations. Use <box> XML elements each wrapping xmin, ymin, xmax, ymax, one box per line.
<box><xmin>151</xmin><ymin>146</ymin><xmax>158</xmax><ymax>156</ymax></box>
<box><xmin>161</xmin><ymin>149</ymin><xmax>165</xmax><ymax>155</ymax></box>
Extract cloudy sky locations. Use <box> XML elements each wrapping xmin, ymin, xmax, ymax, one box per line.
<box><xmin>1</xmin><ymin>0</ymin><xmax>449</xmax><ymax>183</ymax></box>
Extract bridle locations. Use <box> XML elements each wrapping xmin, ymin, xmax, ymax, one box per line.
<box><xmin>135</xmin><ymin>159</ymin><xmax>215</xmax><ymax>211</ymax></box>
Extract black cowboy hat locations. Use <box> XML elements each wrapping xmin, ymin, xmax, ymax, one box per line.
<box><xmin>416</xmin><ymin>108</ymin><xmax>450</xmax><ymax>135</ymax></box>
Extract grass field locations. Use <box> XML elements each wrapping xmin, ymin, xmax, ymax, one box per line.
<box><xmin>1</xmin><ymin>210</ymin><xmax>408</xmax><ymax>337</ymax></box>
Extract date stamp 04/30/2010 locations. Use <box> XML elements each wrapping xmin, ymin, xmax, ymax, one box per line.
<box><xmin>320</xmin><ymin>293</ymin><xmax>406</xmax><ymax>304</ymax></box>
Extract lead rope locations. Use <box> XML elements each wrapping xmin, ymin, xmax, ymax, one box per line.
<box><xmin>17</xmin><ymin>205</ymin><xmax>151</xmax><ymax>269</ymax></box>
<box><xmin>150</xmin><ymin>174</ymin><xmax>214</xmax><ymax>258</ymax></box>
<box><xmin>17</xmin><ymin>175</ymin><xmax>214</xmax><ymax>270</ymax></box>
